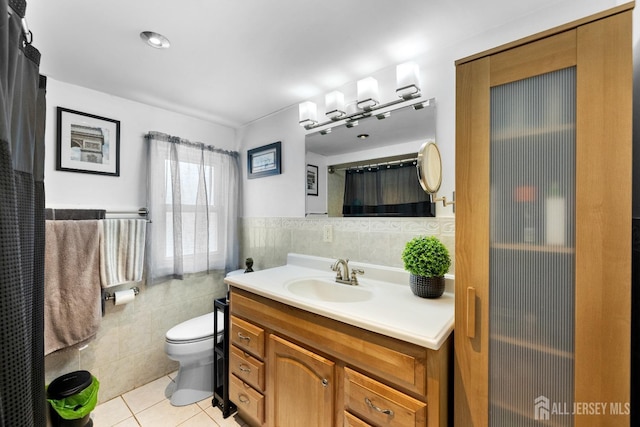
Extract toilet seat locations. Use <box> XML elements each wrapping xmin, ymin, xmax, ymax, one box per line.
<box><xmin>165</xmin><ymin>311</ymin><xmax>224</xmax><ymax>344</ymax></box>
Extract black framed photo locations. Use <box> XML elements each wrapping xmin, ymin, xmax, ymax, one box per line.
<box><xmin>306</xmin><ymin>164</ymin><xmax>318</xmax><ymax>196</ymax></box>
<box><xmin>247</xmin><ymin>141</ymin><xmax>281</xmax><ymax>179</ymax></box>
<box><xmin>56</xmin><ymin>107</ymin><xmax>120</xmax><ymax>176</ymax></box>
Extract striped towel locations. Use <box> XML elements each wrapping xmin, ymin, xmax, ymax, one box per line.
<box><xmin>99</xmin><ymin>219</ymin><xmax>147</xmax><ymax>288</ymax></box>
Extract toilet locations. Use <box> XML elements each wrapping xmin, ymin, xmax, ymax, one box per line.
<box><xmin>164</xmin><ymin>269</ymin><xmax>246</xmax><ymax>406</ymax></box>
<box><xmin>164</xmin><ymin>310</ymin><xmax>224</xmax><ymax>406</ymax></box>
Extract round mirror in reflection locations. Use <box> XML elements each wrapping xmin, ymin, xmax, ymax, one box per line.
<box><xmin>417</xmin><ymin>141</ymin><xmax>442</xmax><ymax>194</ymax></box>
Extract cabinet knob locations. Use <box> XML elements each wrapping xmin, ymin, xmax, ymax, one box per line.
<box><xmin>365</xmin><ymin>397</ymin><xmax>394</xmax><ymax>416</ymax></box>
<box><xmin>238</xmin><ymin>393</ymin><xmax>250</xmax><ymax>404</ymax></box>
<box><xmin>239</xmin><ymin>364</ymin><xmax>251</xmax><ymax>373</ymax></box>
<box><xmin>237</xmin><ymin>332</ymin><xmax>251</xmax><ymax>342</ymax></box>
<box><xmin>321</xmin><ymin>378</ymin><xmax>329</xmax><ymax>387</ymax></box>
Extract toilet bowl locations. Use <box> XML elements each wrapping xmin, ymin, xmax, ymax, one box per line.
<box><xmin>164</xmin><ymin>269</ymin><xmax>246</xmax><ymax>406</ymax></box>
<box><xmin>164</xmin><ymin>311</ymin><xmax>225</xmax><ymax>406</ymax></box>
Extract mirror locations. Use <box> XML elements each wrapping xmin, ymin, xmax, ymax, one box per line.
<box><xmin>417</xmin><ymin>141</ymin><xmax>442</xmax><ymax>194</ymax></box>
<box><xmin>305</xmin><ymin>100</ymin><xmax>437</xmax><ymax>217</ymax></box>
<box><xmin>305</xmin><ymin>99</ymin><xmax>435</xmax><ymax>156</ymax></box>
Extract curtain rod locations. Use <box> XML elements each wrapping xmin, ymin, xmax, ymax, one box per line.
<box><xmin>145</xmin><ymin>131</ymin><xmax>239</xmax><ymax>157</ymax></box>
<box><xmin>330</xmin><ymin>157</ymin><xmax>418</xmax><ymax>172</ymax></box>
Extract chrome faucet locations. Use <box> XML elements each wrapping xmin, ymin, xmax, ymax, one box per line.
<box><xmin>331</xmin><ymin>259</ymin><xmax>364</xmax><ymax>285</ymax></box>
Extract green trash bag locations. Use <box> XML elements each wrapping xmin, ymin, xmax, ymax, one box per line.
<box><xmin>47</xmin><ymin>371</ymin><xmax>100</xmax><ymax>420</ymax></box>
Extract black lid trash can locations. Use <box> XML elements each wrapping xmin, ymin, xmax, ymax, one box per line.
<box><xmin>47</xmin><ymin>370</ymin><xmax>99</xmax><ymax>427</ymax></box>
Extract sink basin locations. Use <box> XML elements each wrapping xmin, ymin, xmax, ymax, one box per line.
<box><xmin>285</xmin><ymin>278</ymin><xmax>373</xmax><ymax>303</ymax></box>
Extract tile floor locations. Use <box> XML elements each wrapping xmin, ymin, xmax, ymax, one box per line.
<box><xmin>90</xmin><ymin>373</ymin><xmax>248</xmax><ymax>427</ymax></box>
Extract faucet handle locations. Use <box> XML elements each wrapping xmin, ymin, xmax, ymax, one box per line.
<box><xmin>350</xmin><ymin>268</ymin><xmax>364</xmax><ymax>285</ymax></box>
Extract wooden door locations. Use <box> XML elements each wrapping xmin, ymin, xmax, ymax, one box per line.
<box><xmin>454</xmin><ymin>5</ymin><xmax>632</xmax><ymax>426</ymax></box>
<box><xmin>268</xmin><ymin>334</ymin><xmax>335</xmax><ymax>427</ymax></box>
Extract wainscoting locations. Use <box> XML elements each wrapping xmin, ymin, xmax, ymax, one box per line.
<box><xmin>239</xmin><ymin>216</ymin><xmax>455</xmax><ymax>273</ymax></box>
<box><xmin>45</xmin><ymin>272</ymin><xmax>227</xmax><ymax>404</ymax></box>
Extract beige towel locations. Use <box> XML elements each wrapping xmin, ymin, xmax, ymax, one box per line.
<box><xmin>44</xmin><ymin>220</ymin><xmax>102</xmax><ymax>355</ymax></box>
<box><xmin>99</xmin><ymin>219</ymin><xmax>147</xmax><ymax>288</ymax></box>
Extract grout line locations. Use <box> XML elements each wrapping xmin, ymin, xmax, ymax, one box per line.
<box><xmin>120</xmin><ymin>393</ymin><xmax>136</xmax><ymax>416</ymax></box>
<box><xmin>95</xmin><ymin>373</ymin><xmax>249</xmax><ymax>427</ymax></box>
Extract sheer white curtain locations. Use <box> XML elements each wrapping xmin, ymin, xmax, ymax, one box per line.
<box><xmin>146</xmin><ymin>132</ymin><xmax>239</xmax><ymax>282</ymax></box>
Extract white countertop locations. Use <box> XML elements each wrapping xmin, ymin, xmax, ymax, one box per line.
<box><xmin>224</xmin><ymin>253</ymin><xmax>454</xmax><ymax>350</ymax></box>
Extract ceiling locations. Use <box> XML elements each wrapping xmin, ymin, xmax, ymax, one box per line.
<box><xmin>26</xmin><ymin>0</ymin><xmax>573</xmax><ymax>129</ymax></box>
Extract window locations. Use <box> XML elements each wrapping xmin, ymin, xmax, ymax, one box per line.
<box><xmin>146</xmin><ymin>132</ymin><xmax>239</xmax><ymax>282</ymax></box>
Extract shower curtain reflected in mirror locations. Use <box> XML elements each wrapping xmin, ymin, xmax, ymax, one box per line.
<box><xmin>0</xmin><ymin>0</ymin><xmax>46</xmax><ymax>425</ymax></box>
<box><xmin>342</xmin><ymin>162</ymin><xmax>435</xmax><ymax>217</ymax></box>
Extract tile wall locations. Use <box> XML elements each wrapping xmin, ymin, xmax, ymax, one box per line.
<box><xmin>44</xmin><ymin>216</ymin><xmax>455</xmax><ymax>405</ymax></box>
<box><xmin>44</xmin><ymin>273</ymin><xmax>227</xmax><ymax>404</ymax></box>
<box><xmin>239</xmin><ymin>216</ymin><xmax>456</xmax><ymax>273</ymax></box>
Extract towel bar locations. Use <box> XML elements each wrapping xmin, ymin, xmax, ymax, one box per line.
<box><xmin>104</xmin><ymin>207</ymin><xmax>152</xmax><ymax>223</ymax></box>
<box><xmin>106</xmin><ymin>208</ymin><xmax>148</xmax><ymax>217</ymax></box>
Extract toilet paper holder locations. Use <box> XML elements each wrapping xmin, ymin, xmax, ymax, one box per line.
<box><xmin>104</xmin><ymin>286</ymin><xmax>139</xmax><ymax>302</ymax></box>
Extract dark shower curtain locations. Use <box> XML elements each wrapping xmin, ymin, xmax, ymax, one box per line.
<box><xmin>0</xmin><ymin>0</ymin><xmax>46</xmax><ymax>425</ymax></box>
<box><xmin>342</xmin><ymin>163</ymin><xmax>435</xmax><ymax>217</ymax></box>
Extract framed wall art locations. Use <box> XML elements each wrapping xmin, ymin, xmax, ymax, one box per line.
<box><xmin>56</xmin><ymin>107</ymin><xmax>120</xmax><ymax>176</ymax></box>
<box><xmin>247</xmin><ymin>141</ymin><xmax>281</xmax><ymax>179</ymax></box>
<box><xmin>306</xmin><ymin>164</ymin><xmax>318</xmax><ymax>196</ymax></box>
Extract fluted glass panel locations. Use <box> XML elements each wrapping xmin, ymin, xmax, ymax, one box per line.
<box><xmin>489</xmin><ymin>67</ymin><xmax>576</xmax><ymax>426</ymax></box>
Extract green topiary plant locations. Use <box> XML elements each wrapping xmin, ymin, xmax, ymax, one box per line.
<box><xmin>402</xmin><ymin>235</ymin><xmax>451</xmax><ymax>278</ymax></box>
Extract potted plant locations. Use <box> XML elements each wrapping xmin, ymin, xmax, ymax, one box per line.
<box><xmin>401</xmin><ymin>235</ymin><xmax>451</xmax><ymax>298</ymax></box>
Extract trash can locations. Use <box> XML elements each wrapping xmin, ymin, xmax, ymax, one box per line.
<box><xmin>47</xmin><ymin>370</ymin><xmax>99</xmax><ymax>427</ymax></box>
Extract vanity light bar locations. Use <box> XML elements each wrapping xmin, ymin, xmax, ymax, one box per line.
<box><xmin>298</xmin><ymin>61</ymin><xmax>423</xmax><ymax>130</ymax></box>
<box><xmin>356</xmin><ymin>77</ymin><xmax>380</xmax><ymax>111</ymax></box>
<box><xmin>302</xmin><ymin>97</ymin><xmax>433</xmax><ymax>132</ymax></box>
<box><xmin>298</xmin><ymin>101</ymin><xmax>318</xmax><ymax>127</ymax></box>
<box><xmin>325</xmin><ymin>91</ymin><xmax>346</xmax><ymax>120</ymax></box>
<box><xmin>396</xmin><ymin>62</ymin><xmax>421</xmax><ymax>100</ymax></box>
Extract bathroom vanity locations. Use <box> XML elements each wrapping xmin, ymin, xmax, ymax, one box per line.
<box><xmin>224</xmin><ymin>254</ymin><xmax>454</xmax><ymax>427</ymax></box>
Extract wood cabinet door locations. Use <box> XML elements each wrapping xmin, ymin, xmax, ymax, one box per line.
<box><xmin>454</xmin><ymin>5</ymin><xmax>631</xmax><ymax>426</ymax></box>
<box><xmin>268</xmin><ymin>334</ymin><xmax>335</xmax><ymax>427</ymax></box>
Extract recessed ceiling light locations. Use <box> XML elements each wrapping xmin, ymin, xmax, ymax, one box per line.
<box><xmin>140</xmin><ymin>31</ymin><xmax>170</xmax><ymax>49</ymax></box>
<box><xmin>357</xmin><ymin>134</ymin><xmax>369</xmax><ymax>140</ymax></box>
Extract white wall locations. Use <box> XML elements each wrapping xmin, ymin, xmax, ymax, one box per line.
<box><xmin>238</xmin><ymin>0</ymin><xmax>626</xmax><ymax>219</ymax></box>
<box><xmin>237</xmin><ymin>106</ymin><xmax>307</xmax><ymax>217</ymax></box>
<box><xmin>43</xmin><ymin>79</ymin><xmax>238</xmax><ymax>403</ymax></box>
<box><xmin>45</xmin><ymin>79</ymin><xmax>236</xmax><ymax>210</ymax></box>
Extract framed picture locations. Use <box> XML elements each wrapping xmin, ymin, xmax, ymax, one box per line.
<box><xmin>56</xmin><ymin>107</ymin><xmax>120</xmax><ymax>176</ymax></box>
<box><xmin>306</xmin><ymin>164</ymin><xmax>318</xmax><ymax>196</ymax></box>
<box><xmin>247</xmin><ymin>141</ymin><xmax>281</xmax><ymax>179</ymax></box>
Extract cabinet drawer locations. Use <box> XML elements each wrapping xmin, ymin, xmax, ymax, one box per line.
<box><xmin>231</xmin><ymin>315</ymin><xmax>265</xmax><ymax>358</ymax></box>
<box><xmin>231</xmin><ymin>288</ymin><xmax>429</xmax><ymax>395</ymax></box>
<box><xmin>230</xmin><ymin>374</ymin><xmax>265</xmax><ymax>426</ymax></box>
<box><xmin>344</xmin><ymin>411</ymin><xmax>374</xmax><ymax>427</ymax></box>
<box><xmin>344</xmin><ymin>367</ymin><xmax>426</xmax><ymax>427</ymax></box>
<box><xmin>230</xmin><ymin>345</ymin><xmax>265</xmax><ymax>391</ymax></box>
